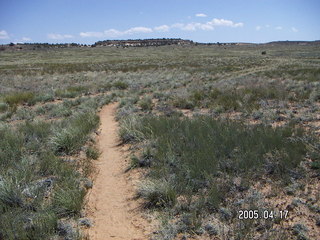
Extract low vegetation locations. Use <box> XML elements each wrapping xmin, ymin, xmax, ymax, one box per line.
<box><xmin>1</xmin><ymin>42</ymin><xmax>319</xmax><ymax>239</ymax></box>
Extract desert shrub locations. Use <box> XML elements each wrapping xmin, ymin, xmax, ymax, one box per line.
<box><xmin>4</xmin><ymin>91</ymin><xmax>35</xmax><ymax>106</ymax></box>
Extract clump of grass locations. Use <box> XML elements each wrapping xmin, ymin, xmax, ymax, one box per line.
<box><xmin>86</xmin><ymin>146</ymin><xmax>100</xmax><ymax>160</ymax></box>
<box><xmin>137</xmin><ymin>180</ymin><xmax>177</xmax><ymax>208</ymax></box>
<box><xmin>118</xmin><ymin>115</ymin><xmax>145</xmax><ymax>143</ymax></box>
<box><xmin>138</xmin><ymin>96</ymin><xmax>153</xmax><ymax>111</ymax></box>
<box><xmin>0</xmin><ymin>210</ymin><xmax>58</xmax><ymax>240</ymax></box>
<box><xmin>0</xmin><ymin>126</ymin><xmax>23</xmax><ymax>169</ymax></box>
<box><xmin>262</xmin><ymin>65</ymin><xmax>320</xmax><ymax>82</ymax></box>
<box><xmin>113</xmin><ymin>81</ymin><xmax>128</xmax><ymax>90</ymax></box>
<box><xmin>126</xmin><ymin>115</ymin><xmax>307</xmax><ymax>215</ymax></box>
<box><xmin>55</xmin><ymin>86</ymin><xmax>89</xmax><ymax>99</ymax></box>
<box><xmin>18</xmin><ymin>120</ymin><xmax>52</xmax><ymax>152</ymax></box>
<box><xmin>51</xmin><ymin>111</ymin><xmax>99</xmax><ymax>155</ymax></box>
<box><xmin>0</xmin><ymin>102</ymin><xmax>8</xmax><ymax>112</ymax></box>
<box><xmin>172</xmin><ymin>97</ymin><xmax>194</xmax><ymax>109</ymax></box>
<box><xmin>142</xmin><ymin>116</ymin><xmax>306</xmax><ymax>181</ymax></box>
<box><xmin>3</xmin><ymin>91</ymin><xmax>35</xmax><ymax>106</ymax></box>
<box><xmin>53</xmin><ymin>186</ymin><xmax>85</xmax><ymax>217</ymax></box>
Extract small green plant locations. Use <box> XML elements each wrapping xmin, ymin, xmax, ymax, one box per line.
<box><xmin>86</xmin><ymin>146</ymin><xmax>100</xmax><ymax>160</ymax></box>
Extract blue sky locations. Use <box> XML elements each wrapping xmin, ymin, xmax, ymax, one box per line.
<box><xmin>0</xmin><ymin>0</ymin><xmax>319</xmax><ymax>44</ymax></box>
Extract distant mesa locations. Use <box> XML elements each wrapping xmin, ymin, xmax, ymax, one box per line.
<box><xmin>92</xmin><ymin>38</ymin><xmax>194</xmax><ymax>47</ymax></box>
<box><xmin>1</xmin><ymin>39</ymin><xmax>319</xmax><ymax>51</ymax></box>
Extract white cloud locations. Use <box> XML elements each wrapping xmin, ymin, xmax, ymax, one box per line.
<box><xmin>209</xmin><ymin>18</ymin><xmax>243</xmax><ymax>27</ymax></box>
<box><xmin>275</xmin><ymin>26</ymin><xmax>282</xmax><ymax>30</ymax></box>
<box><xmin>291</xmin><ymin>27</ymin><xmax>298</xmax><ymax>32</ymax></box>
<box><xmin>80</xmin><ymin>18</ymin><xmax>243</xmax><ymax>38</ymax></box>
<box><xmin>195</xmin><ymin>13</ymin><xmax>207</xmax><ymax>17</ymax></box>
<box><xmin>125</xmin><ymin>27</ymin><xmax>152</xmax><ymax>35</ymax></box>
<box><xmin>265</xmin><ymin>24</ymin><xmax>270</xmax><ymax>28</ymax></box>
<box><xmin>21</xmin><ymin>37</ymin><xmax>32</xmax><ymax>41</ymax></box>
<box><xmin>154</xmin><ymin>25</ymin><xmax>170</xmax><ymax>32</ymax></box>
<box><xmin>256</xmin><ymin>26</ymin><xmax>262</xmax><ymax>31</ymax></box>
<box><xmin>15</xmin><ymin>37</ymin><xmax>32</xmax><ymax>43</ymax></box>
<box><xmin>0</xmin><ymin>30</ymin><xmax>9</xmax><ymax>39</ymax></box>
<box><xmin>47</xmin><ymin>33</ymin><xmax>73</xmax><ymax>40</ymax></box>
<box><xmin>80</xmin><ymin>31</ymin><xmax>104</xmax><ymax>38</ymax></box>
<box><xmin>80</xmin><ymin>27</ymin><xmax>153</xmax><ymax>38</ymax></box>
<box><xmin>171</xmin><ymin>23</ymin><xmax>184</xmax><ymax>29</ymax></box>
<box><xmin>171</xmin><ymin>18</ymin><xmax>243</xmax><ymax>31</ymax></box>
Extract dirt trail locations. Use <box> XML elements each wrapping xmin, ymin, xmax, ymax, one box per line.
<box><xmin>87</xmin><ymin>103</ymin><xmax>148</xmax><ymax>240</ymax></box>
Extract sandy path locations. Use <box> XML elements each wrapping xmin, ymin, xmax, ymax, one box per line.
<box><xmin>87</xmin><ymin>103</ymin><xmax>148</xmax><ymax>240</ymax></box>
